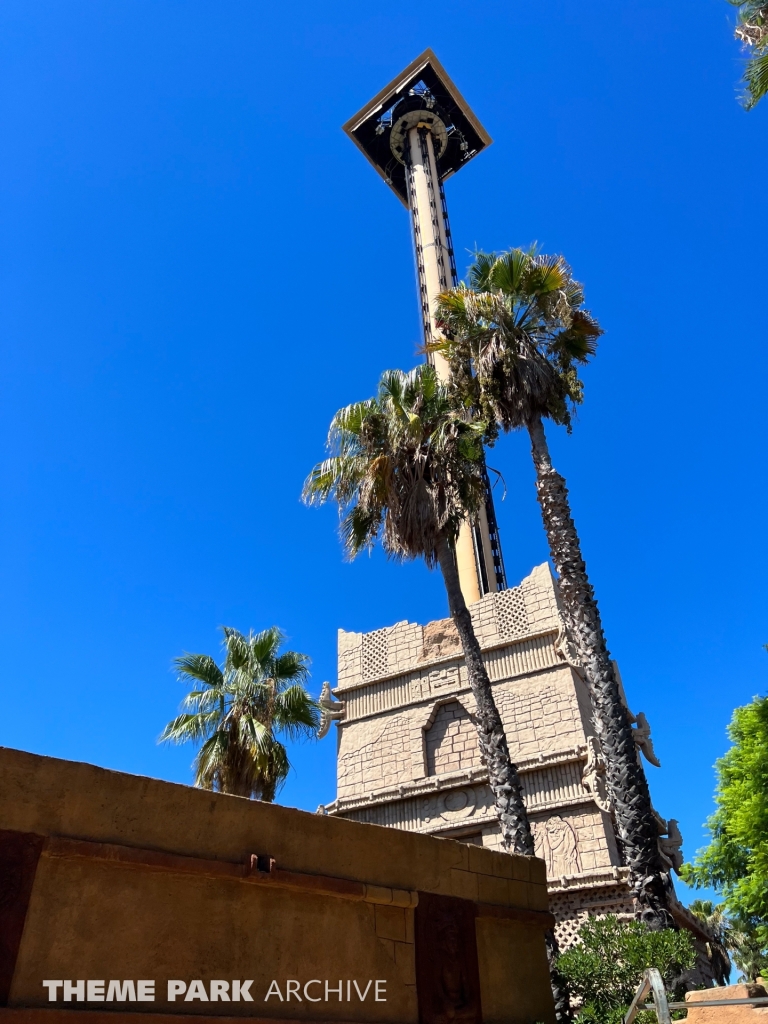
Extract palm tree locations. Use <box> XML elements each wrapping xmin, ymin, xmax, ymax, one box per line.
<box><xmin>728</xmin><ymin>919</ymin><xmax>768</xmax><ymax>983</ymax></box>
<box><xmin>688</xmin><ymin>900</ymin><xmax>732</xmax><ymax>985</ymax></box>
<box><xmin>729</xmin><ymin>0</ymin><xmax>768</xmax><ymax>108</ymax></box>
<box><xmin>436</xmin><ymin>247</ymin><xmax>673</xmax><ymax>931</ymax></box>
<box><xmin>161</xmin><ymin>626</ymin><xmax>319</xmax><ymax>801</ymax></box>
<box><xmin>303</xmin><ymin>365</ymin><xmax>572</xmax><ymax>1021</ymax></box>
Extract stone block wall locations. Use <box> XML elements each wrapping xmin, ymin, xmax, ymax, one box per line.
<box><xmin>425</xmin><ymin>700</ymin><xmax>481</xmax><ymax>777</ymax></box>
<box><xmin>335</xmin><ymin>661</ymin><xmax>594</xmax><ymax>801</ymax></box>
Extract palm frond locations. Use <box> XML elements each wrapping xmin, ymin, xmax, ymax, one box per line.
<box><xmin>222</xmin><ymin>626</ymin><xmax>250</xmax><ymax>670</ymax></box>
<box><xmin>341</xmin><ymin>503</ymin><xmax>382</xmax><ymax>558</ymax></box>
<box><xmin>272</xmin><ymin>683</ymin><xmax>321</xmax><ymax>735</ymax></box>
<box><xmin>236</xmin><ymin>714</ymin><xmax>274</xmax><ymax>758</ymax></box>
<box><xmin>159</xmin><ymin>711</ymin><xmax>219</xmax><ymax>744</ymax></box>
<box><xmin>744</xmin><ymin>48</ymin><xmax>768</xmax><ymax>107</ymax></box>
<box><xmin>193</xmin><ymin>731</ymin><xmax>229</xmax><ymax>790</ymax></box>
<box><xmin>436</xmin><ymin>247</ymin><xmax>602</xmax><ymax>432</ymax></box>
<box><xmin>247</xmin><ymin>626</ymin><xmax>284</xmax><ymax>668</ymax></box>
<box><xmin>271</xmin><ymin>649</ymin><xmax>310</xmax><ymax>685</ymax></box>
<box><xmin>173</xmin><ymin>653</ymin><xmax>223</xmax><ymax>689</ymax></box>
<box><xmin>305</xmin><ymin>365</ymin><xmax>485</xmax><ymax>565</ymax></box>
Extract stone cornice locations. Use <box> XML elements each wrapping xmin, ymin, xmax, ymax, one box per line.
<box><xmin>334</xmin><ymin>627</ymin><xmax>562</xmax><ymax>695</ymax></box>
<box><xmin>547</xmin><ymin>865</ymin><xmax>630</xmax><ymax>893</ymax></box>
<box><xmin>324</xmin><ymin>745</ymin><xmax>589</xmax><ymax>816</ymax></box>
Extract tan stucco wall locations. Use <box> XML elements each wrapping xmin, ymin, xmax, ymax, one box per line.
<box><xmin>685</xmin><ymin>983</ymin><xmax>768</xmax><ymax>1021</ymax></box>
<box><xmin>0</xmin><ymin>747</ymin><xmax>555</xmax><ymax>1024</ymax></box>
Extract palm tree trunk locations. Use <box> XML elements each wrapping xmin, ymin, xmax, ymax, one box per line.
<box><xmin>436</xmin><ymin>533</ymin><xmax>533</xmax><ymax>855</ymax></box>
<box><xmin>436</xmin><ymin>533</ymin><xmax>572</xmax><ymax>1023</ymax></box>
<box><xmin>527</xmin><ymin>413</ymin><xmax>673</xmax><ymax>931</ymax></box>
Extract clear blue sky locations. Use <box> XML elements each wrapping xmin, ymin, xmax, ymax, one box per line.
<box><xmin>1</xmin><ymin>1</ymin><xmax>765</xmax><ymax>904</ymax></box>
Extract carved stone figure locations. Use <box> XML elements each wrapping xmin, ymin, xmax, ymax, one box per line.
<box><xmin>532</xmin><ymin>816</ymin><xmax>581</xmax><ymax>879</ymax></box>
<box><xmin>629</xmin><ymin>710</ymin><xmax>662</xmax><ymax>767</ymax></box>
<box><xmin>582</xmin><ymin>736</ymin><xmax>612</xmax><ymax>814</ymax></box>
<box><xmin>554</xmin><ymin>621</ymin><xmax>584</xmax><ymax>676</ymax></box>
<box><xmin>317</xmin><ymin>681</ymin><xmax>345</xmax><ymax>739</ymax></box>
<box><xmin>658</xmin><ymin>818</ymin><xmax>684</xmax><ymax>874</ymax></box>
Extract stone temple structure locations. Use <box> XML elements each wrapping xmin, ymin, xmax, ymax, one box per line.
<box><xmin>319</xmin><ymin>564</ymin><xmax>707</xmax><ymax>956</ymax></box>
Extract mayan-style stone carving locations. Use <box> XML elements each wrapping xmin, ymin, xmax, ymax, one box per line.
<box><xmin>554</xmin><ymin>621</ymin><xmax>584</xmax><ymax>676</ymax></box>
<box><xmin>495</xmin><ymin>585</ymin><xmax>529</xmax><ymax>641</ymax></box>
<box><xmin>655</xmin><ymin>814</ymin><xmax>684</xmax><ymax>874</ymax></box>
<box><xmin>362</xmin><ymin>628</ymin><xmax>389</xmax><ymax>681</ymax></box>
<box><xmin>629</xmin><ymin>710</ymin><xmax>661</xmax><ymax>768</ymax></box>
<box><xmin>532</xmin><ymin>816</ymin><xmax>581</xmax><ymax>879</ymax></box>
<box><xmin>439</xmin><ymin>787</ymin><xmax>477</xmax><ymax>822</ymax></box>
<box><xmin>317</xmin><ymin>681</ymin><xmax>345</xmax><ymax>739</ymax></box>
<box><xmin>581</xmin><ymin>736</ymin><xmax>612</xmax><ymax>813</ymax></box>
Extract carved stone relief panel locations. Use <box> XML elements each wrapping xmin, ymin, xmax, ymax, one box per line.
<box><xmin>337</xmin><ymin>714</ymin><xmax>413</xmax><ymax>797</ymax></box>
<box><xmin>426</xmin><ymin>664</ymin><xmax>462</xmax><ymax>693</ymax></box>
<box><xmin>495</xmin><ymin>675</ymin><xmax>584</xmax><ymax>761</ymax></box>
<box><xmin>421</xmin><ymin>784</ymin><xmax>494</xmax><ymax>828</ymax></box>
<box><xmin>531</xmin><ymin>815</ymin><xmax>581</xmax><ymax>880</ymax></box>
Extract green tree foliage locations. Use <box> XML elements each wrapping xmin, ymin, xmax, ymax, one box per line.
<box><xmin>556</xmin><ymin>916</ymin><xmax>695</xmax><ymax>1024</ymax></box>
<box><xmin>687</xmin><ymin>899</ymin><xmax>731</xmax><ymax>985</ymax></box>
<box><xmin>728</xmin><ymin>918</ymin><xmax>768</xmax><ymax>982</ymax></box>
<box><xmin>303</xmin><ymin>365</ymin><xmax>486</xmax><ymax>566</ymax></box>
<box><xmin>729</xmin><ymin>1</ymin><xmax>768</xmax><ymax>108</ymax></box>
<box><xmin>161</xmin><ymin>626</ymin><xmax>319</xmax><ymax>800</ymax></box>
<box><xmin>681</xmin><ymin>694</ymin><xmax>768</xmax><ymax>945</ymax></box>
<box><xmin>435</xmin><ymin>246</ymin><xmax>599</xmax><ymax>440</ymax></box>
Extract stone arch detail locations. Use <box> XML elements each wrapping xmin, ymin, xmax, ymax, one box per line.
<box><xmin>423</xmin><ymin>699</ymin><xmax>482</xmax><ymax>777</ymax></box>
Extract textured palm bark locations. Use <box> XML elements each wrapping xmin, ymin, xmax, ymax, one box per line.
<box><xmin>527</xmin><ymin>414</ymin><xmax>673</xmax><ymax>931</ymax></box>
<box><xmin>436</xmin><ymin>534</ymin><xmax>535</xmax><ymax>856</ymax></box>
<box><xmin>436</xmin><ymin>534</ymin><xmax>572</xmax><ymax>1022</ymax></box>
<box><xmin>544</xmin><ymin>930</ymin><xmax>572</xmax><ymax>1024</ymax></box>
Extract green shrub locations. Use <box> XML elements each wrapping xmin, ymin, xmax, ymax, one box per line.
<box><xmin>556</xmin><ymin>915</ymin><xmax>696</xmax><ymax>1023</ymax></box>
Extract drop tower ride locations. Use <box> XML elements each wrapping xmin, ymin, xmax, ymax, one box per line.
<box><xmin>342</xmin><ymin>49</ymin><xmax>506</xmax><ymax>603</ymax></box>
<box><xmin>325</xmin><ymin>52</ymin><xmax>708</xmax><ymax>974</ymax></box>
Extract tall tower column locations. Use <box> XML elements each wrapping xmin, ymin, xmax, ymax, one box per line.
<box><xmin>404</xmin><ymin>123</ymin><xmax>484</xmax><ymax>604</ymax></box>
<box><xmin>342</xmin><ymin>49</ymin><xmax>508</xmax><ymax>604</ymax></box>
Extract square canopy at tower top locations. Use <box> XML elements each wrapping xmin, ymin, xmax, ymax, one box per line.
<box><xmin>342</xmin><ymin>48</ymin><xmax>492</xmax><ymax>206</ymax></box>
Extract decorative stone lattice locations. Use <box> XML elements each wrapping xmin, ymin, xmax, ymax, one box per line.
<box><xmin>549</xmin><ymin>885</ymin><xmax>635</xmax><ymax>949</ymax></box>
<box><xmin>362</xmin><ymin>628</ymin><xmax>388</xmax><ymax>681</ymax></box>
<box><xmin>496</xmin><ymin>586</ymin><xmax>529</xmax><ymax>641</ymax></box>
<box><xmin>548</xmin><ymin>893</ymin><xmax>588</xmax><ymax>950</ymax></box>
